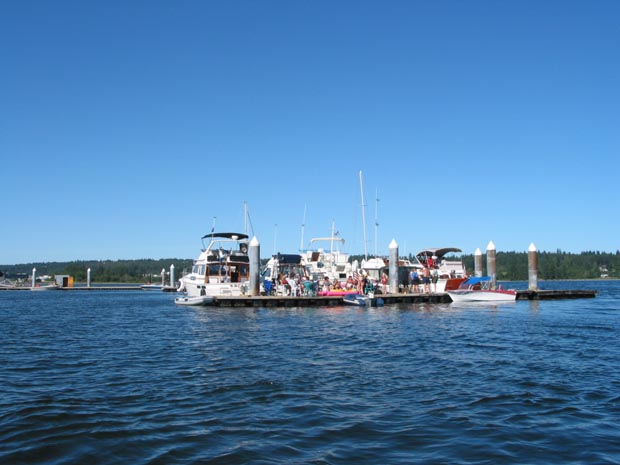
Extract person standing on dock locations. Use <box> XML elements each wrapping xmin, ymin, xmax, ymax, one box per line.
<box><xmin>422</xmin><ymin>267</ymin><xmax>431</xmax><ymax>294</ymax></box>
<box><xmin>431</xmin><ymin>268</ymin><xmax>439</xmax><ymax>293</ymax></box>
<box><xmin>409</xmin><ymin>269</ymin><xmax>419</xmax><ymax>293</ymax></box>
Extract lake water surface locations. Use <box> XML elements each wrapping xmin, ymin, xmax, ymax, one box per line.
<box><xmin>1</xmin><ymin>281</ymin><xmax>619</xmax><ymax>464</ymax></box>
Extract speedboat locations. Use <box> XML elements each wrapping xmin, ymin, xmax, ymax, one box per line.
<box><xmin>415</xmin><ymin>247</ymin><xmax>468</xmax><ymax>292</ymax></box>
<box><xmin>447</xmin><ymin>277</ymin><xmax>517</xmax><ymax>302</ymax></box>
<box><xmin>176</xmin><ymin>232</ymin><xmax>250</xmax><ymax>303</ymax></box>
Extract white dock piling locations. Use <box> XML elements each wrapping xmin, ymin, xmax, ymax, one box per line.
<box><xmin>486</xmin><ymin>241</ymin><xmax>497</xmax><ymax>289</ymax></box>
<box><xmin>87</xmin><ymin>268</ymin><xmax>91</xmax><ymax>288</ymax></box>
<box><xmin>31</xmin><ymin>267</ymin><xmax>36</xmax><ymax>289</ymax></box>
<box><xmin>389</xmin><ymin>239</ymin><xmax>398</xmax><ymax>293</ymax></box>
<box><xmin>474</xmin><ymin>248</ymin><xmax>483</xmax><ymax>277</ymax></box>
<box><xmin>528</xmin><ymin>242</ymin><xmax>538</xmax><ymax>290</ymax></box>
<box><xmin>249</xmin><ymin>236</ymin><xmax>260</xmax><ymax>296</ymax></box>
<box><xmin>170</xmin><ymin>264</ymin><xmax>175</xmax><ymax>287</ymax></box>
<box><xmin>161</xmin><ymin>268</ymin><xmax>166</xmax><ymax>286</ymax></box>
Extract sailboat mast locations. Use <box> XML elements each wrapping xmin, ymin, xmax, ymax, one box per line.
<box><xmin>330</xmin><ymin>220</ymin><xmax>335</xmax><ymax>255</ymax></box>
<box><xmin>300</xmin><ymin>204</ymin><xmax>307</xmax><ymax>252</ymax></box>
<box><xmin>359</xmin><ymin>170</ymin><xmax>368</xmax><ymax>260</ymax></box>
<box><xmin>374</xmin><ymin>189</ymin><xmax>379</xmax><ymax>258</ymax></box>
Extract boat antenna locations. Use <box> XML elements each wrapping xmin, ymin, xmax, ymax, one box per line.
<box><xmin>243</xmin><ymin>201</ymin><xmax>255</xmax><ymax>237</ymax></box>
<box><xmin>273</xmin><ymin>223</ymin><xmax>278</xmax><ymax>255</ymax></box>
<box><xmin>374</xmin><ymin>188</ymin><xmax>379</xmax><ymax>257</ymax></box>
<box><xmin>202</xmin><ymin>216</ymin><xmax>216</xmax><ymax>250</ymax></box>
<box><xmin>359</xmin><ymin>170</ymin><xmax>368</xmax><ymax>260</ymax></box>
<box><xmin>300</xmin><ymin>203</ymin><xmax>307</xmax><ymax>252</ymax></box>
<box><xmin>330</xmin><ymin>220</ymin><xmax>335</xmax><ymax>256</ymax></box>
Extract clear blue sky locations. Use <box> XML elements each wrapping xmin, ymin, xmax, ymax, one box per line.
<box><xmin>1</xmin><ymin>1</ymin><xmax>618</xmax><ymax>265</ymax></box>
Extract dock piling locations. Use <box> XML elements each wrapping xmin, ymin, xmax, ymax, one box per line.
<box><xmin>389</xmin><ymin>239</ymin><xmax>398</xmax><ymax>293</ymax></box>
<box><xmin>474</xmin><ymin>248</ymin><xmax>483</xmax><ymax>277</ymax></box>
<box><xmin>249</xmin><ymin>236</ymin><xmax>260</xmax><ymax>296</ymax></box>
<box><xmin>528</xmin><ymin>242</ymin><xmax>538</xmax><ymax>290</ymax></box>
<box><xmin>486</xmin><ymin>241</ymin><xmax>496</xmax><ymax>289</ymax></box>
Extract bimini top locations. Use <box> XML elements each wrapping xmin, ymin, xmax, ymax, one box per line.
<box><xmin>201</xmin><ymin>232</ymin><xmax>249</xmax><ymax>241</ymax></box>
<box><xmin>416</xmin><ymin>247</ymin><xmax>462</xmax><ymax>259</ymax></box>
<box><xmin>273</xmin><ymin>253</ymin><xmax>303</xmax><ymax>265</ymax></box>
<box><xmin>461</xmin><ymin>276</ymin><xmax>491</xmax><ymax>286</ymax></box>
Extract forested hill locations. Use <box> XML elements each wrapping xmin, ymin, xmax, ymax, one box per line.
<box><xmin>350</xmin><ymin>250</ymin><xmax>619</xmax><ymax>280</ymax></box>
<box><xmin>461</xmin><ymin>250</ymin><xmax>617</xmax><ymax>280</ymax></box>
<box><xmin>1</xmin><ymin>251</ymin><xmax>618</xmax><ymax>282</ymax></box>
<box><xmin>0</xmin><ymin>259</ymin><xmax>194</xmax><ymax>283</ymax></box>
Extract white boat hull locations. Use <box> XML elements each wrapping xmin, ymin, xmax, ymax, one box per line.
<box><xmin>31</xmin><ymin>284</ymin><xmax>60</xmax><ymax>291</ymax></box>
<box><xmin>342</xmin><ymin>294</ymin><xmax>371</xmax><ymax>306</ymax></box>
<box><xmin>447</xmin><ymin>290</ymin><xmax>517</xmax><ymax>302</ymax></box>
<box><xmin>182</xmin><ymin>279</ymin><xmax>248</xmax><ymax>298</ymax></box>
<box><xmin>140</xmin><ymin>284</ymin><xmax>163</xmax><ymax>290</ymax></box>
<box><xmin>174</xmin><ymin>295</ymin><xmax>215</xmax><ymax>306</ymax></box>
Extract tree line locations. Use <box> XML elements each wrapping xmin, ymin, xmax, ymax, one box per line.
<box><xmin>354</xmin><ymin>250</ymin><xmax>619</xmax><ymax>280</ymax></box>
<box><xmin>1</xmin><ymin>250</ymin><xmax>618</xmax><ymax>282</ymax></box>
<box><xmin>0</xmin><ymin>259</ymin><xmax>194</xmax><ymax>283</ymax></box>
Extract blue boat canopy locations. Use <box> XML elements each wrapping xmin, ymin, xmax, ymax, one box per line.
<box><xmin>462</xmin><ymin>276</ymin><xmax>491</xmax><ymax>286</ymax></box>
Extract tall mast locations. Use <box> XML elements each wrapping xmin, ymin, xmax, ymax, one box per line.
<box><xmin>359</xmin><ymin>170</ymin><xmax>368</xmax><ymax>260</ymax></box>
<box><xmin>374</xmin><ymin>188</ymin><xmax>379</xmax><ymax>257</ymax></box>
<box><xmin>330</xmin><ymin>220</ymin><xmax>335</xmax><ymax>255</ymax></box>
<box><xmin>300</xmin><ymin>204</ymin><xmax>307</xmax><ymax>251</ymax></box>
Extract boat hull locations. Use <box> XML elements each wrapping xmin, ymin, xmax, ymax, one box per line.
<box><xmin>31</xmin><ymin>284</ymin><xmax>60</xmax><ymax>291</ymax></box>
<box><xmin>447</xmin><ymin>290</ymin><xmax>517</xmax><ymax>302</ymax></box>
<box><xmin>174</xmin><ymin>295</ymin><xmax>215</xmax><ymax>306</ymax></box>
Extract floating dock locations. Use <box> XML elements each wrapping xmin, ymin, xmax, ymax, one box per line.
<box><xmin>1</xmin><ymin>286</ymin><xmax>598</xmax><ymax>304</ymax></box>
<box><xmin>200</xmin><ymin>289</ymin><xmax>598</xmax><ymax>307</ymax></box>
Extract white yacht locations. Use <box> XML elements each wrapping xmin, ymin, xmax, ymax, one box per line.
<box><xmin>301</xmin><ymin>236</ymin><xmax>353</xmax><ymax>282</ymax></box>
<box><xmin>177</xmin><ymin>232</ymin><xmax>250</xmax><ymax>301</ymax></box>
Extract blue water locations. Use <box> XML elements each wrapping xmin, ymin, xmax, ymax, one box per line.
<box><xmin>1</xmin><ymin>281</ymin><xmax>619</xmax><ymax>464</ymax></box>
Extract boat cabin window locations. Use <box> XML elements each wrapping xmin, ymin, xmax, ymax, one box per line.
<box><xmin>192</xmin><ymin>264</ymin><xmax>206</xmax><ymax>275</ymax></box>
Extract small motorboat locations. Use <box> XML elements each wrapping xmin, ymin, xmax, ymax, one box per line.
<box><xmin>447</xmin><ymin>277</ymin><xmax>517</xmax><ymax>303</ymax></box>
<box><xmin>342</xmin><ymin>293</ymin><xmax>385</xmax><ymax>307</ymax></box>
<box><xmin>174</xmin><ymin>295</ymin><xmax>215</xmax><ymax>306</ymax></box>
<box><xmin>31</xmin><ymin>283</ymin><xmax>60</xmax><ymax>291</ymax></box>
<box><xmin>140</xmin><ymin>284</ymin><xmax>163</xmax><ymax>291</ymax></box>
<box><xmin>343</xmin><ymin>293</ymin><xmax>370</xmax><ymax>306</ymax></box>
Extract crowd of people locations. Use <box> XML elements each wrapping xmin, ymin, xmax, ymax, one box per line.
<box><xmin>268</xmin><ymin>253</ymin><xmax>453</xmax><ymax>296</ymax></box>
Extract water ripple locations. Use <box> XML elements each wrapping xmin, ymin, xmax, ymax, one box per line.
<box><xmin>2</xmin><ymin>284</ymin><xmax>620</xmax><ymax>464</ymax></box>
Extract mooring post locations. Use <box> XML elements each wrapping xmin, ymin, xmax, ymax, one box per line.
<box><xmin>161</xmin><ymin>268</ymin><xmax>166</xmax><ymax>286</ymax></box>
<box><xmin>249</xmin><ymin>236</ymin><xmax>260</xmax><ymax>296</ymax></box>
<box><xmin>87</xmin><ymin>268</ymin><xmax>91</xmax><ymax>288</ymax></box>
<box><xmin>170</xmin><ymin>264</ymin><xmax>175</xmax><ymax>287</ymax></box>
<box><xmin>486</xmin><ymin>241</ymin><xmax>496</xmax><ymax>289</ymax></box>
<box><xmin>31</xmin><ymin>267</ymin><xmax>36</xmax><ymax>289</ymax></box>
<box><xmin>474</xmin><ymin>248</ymin><xmax>483</xmax><ymax>277</ymax></box>
<box><xmin>389</xmin><ymin>239</ymin><xmax>398</xmax><ymax>294</ymax></box>
<box><xmin>528</xmin><ymin>242</ymin><xmax>538</xmax><ymax>290</ymax></box>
